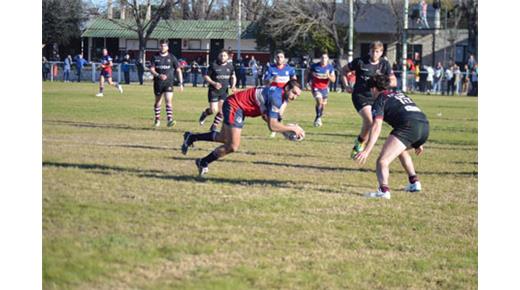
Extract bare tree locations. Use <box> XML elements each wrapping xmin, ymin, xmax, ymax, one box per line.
<box><xmin>260</xmin><ymin>0</ymin><xmax>367</xmax><ymax>59</ymax></box>
<box><xmin>109</xmin><ymin>0</ymin><xmax>179</xmax><ymax>62</ymax></box>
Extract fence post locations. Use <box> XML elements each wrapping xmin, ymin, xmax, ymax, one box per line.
<box><xmin>300</xmin><ymin>68</ymin><xmax>305</xmax><ymax>89</ymax></box>
<box><xmin>91</xmin><ymin>63</ymin><xmax>96</xmax><ymax>82</ymax></box>
<box><xmin>50</xmin><ymin>63</ymin><xmax>54</xmax><ymax>82</ymax></box>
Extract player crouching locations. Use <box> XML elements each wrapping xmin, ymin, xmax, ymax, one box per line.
<box><xmin>354</xmin><ymin>75</ymin><xmax>429</xmax><ymax>199</ymax></box>
<box><xmin>181</xmin><ymin>80</ymin><xmax>304</xmax><ymax>177</ymax></box>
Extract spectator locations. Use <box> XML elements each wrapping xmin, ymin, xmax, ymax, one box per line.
<box><xmin>201</xmin><ymin>61</ymin><xmax>208</xmax><ymax>87</ymax></box>
<box><xmin>191</xmin><ymin>60</ymin><xmax>201</xmax><ymax>87</ymax></box>
<box><xmin>418</xmin><ymin>0</ymin><xmax>429</xmax><ymax>29</ymax></box>
<box><xmin>122</xmin><ymin>54</ymin><xmax>131</xmax><ymax>85</ymax></box>
<box><xmin>418</xmin><ymin>64</ymin><xmax>428</xmax><ymax>93</ymax></box>
<box><xmin>467</xmin><ymin>54</ymin><xmax>476</xmax><ymax>71</ymax></box>
<box><xmin>414</xmin><ymin>64</ymin><xmax>420</xmax><ymax>91</ymax></box>
<box><xmin>238</xmin><ymin>59</ymin><xmax>247</xmax><ymax>88</ymax></box>
<box><xmin>42</xmin><ymin>57</ymin><xmax>50</xmax><ymax>81</ymax></box>
<box><xmin>426</xmin><ymin>65</ymin><xmax>434</xmax><ymax>94</ymax></box>
<box><xmin>74</xmin><ymin>52</ymin><xmax>88</xmax><ymax>82</ymax></box>
<box><xmin>453</xmin><ymin>64</ymin><xmax>461</xmax><ymax>96</ymax></box>
<box><xmin>462</xmin><ymin>64</ymin><xmax>470</xmax><ymax>95</ymax></box>
<box><xmin>135</xmin><ymin>57</ymin><xmax>144</xmax><ymax>85</ymax></box>
<box><xmin>250</xmin><ymin>57</ymin><xmax>259</xmax><ymax>87</ymax></box>
<box><xmin>433</xmin><ymin>62</ymin><xmax>444</xmax><ymax>94</ymax></box>
<box><xmin>470</xmin><ymin>64</ymin><xmax>478</xmax><ymax>96</ymax></box>
<box><xmin>63</xmin><ymin>55</ymin><xmax>72</xmax><ymax>82</ymax></box>
<box><xmin>445</xmin><ymin>65</ymin><xmax>454</xmax><ymax>95</ymax></box>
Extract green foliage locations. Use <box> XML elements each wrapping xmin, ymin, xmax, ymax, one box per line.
<box><xmin>43</xmin><ymin>82</ymin><xmax>477</xmax><ymax>289</ymax></box>
<box><xmin>42</xmin><ymin>0</ymin><xmax>86</xmax><ymax>46</ymax></box>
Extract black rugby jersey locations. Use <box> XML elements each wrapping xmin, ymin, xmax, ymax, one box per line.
<box><xmin>348</xmin><ymin>56</ymin><xmax>393</xmax><ymax>93</ymax></box>
<box><xmin>207</xmin><ymin>60</ymin><xmax>235</xmax><ymax>95</ymax></box>
<box><xmin>372</xmin><ymin>90</ymin><xmax>428</xmax><ymax>128</ymax></box>
<box><xmin>150</xmin><ymin>52</ymin><xmax>179</xmax><ymax>81</ymax></box>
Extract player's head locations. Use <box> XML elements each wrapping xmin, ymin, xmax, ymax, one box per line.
<box><xmin>159</xmin><ymin>40</ymin><xmax>169</xmax><ymax>53</ymax></box>
<box><xmin>369</xmin><ymin>41</ymin><xmax>384</xmax><ymax>61</ymax></box>
<box><xmin>274</xmin><ymin>50</ymin><xmax>285</xmax><ymax>66</ymax></box>
<box><xmin>367</xmin><ymin>74</ymin><xmax>390</xmax><ymax>97</ymax></box>
<box><xmin>283</xmin><ymin>79</ymin><xmax>302</xmax><ymax>101</ymax></box>
<box><xmin>102</xmin><ymin>48</ymin><xmax>108</xmax><ymax>56</ymax></box>
<box><xmin>320</xmin><ymin>51</ymin><xmax>329</xmax><ymax>65</ymax></box>
<box><xmin>218</xmin><ymin>49</ymin><xmax>229</xmax><ymax>63</ymax></box>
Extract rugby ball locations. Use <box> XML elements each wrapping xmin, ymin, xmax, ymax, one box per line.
<box><xmin>282</xmin><ymin>124</ymin><xmax>305</xmax><ymax>142</ymax></box>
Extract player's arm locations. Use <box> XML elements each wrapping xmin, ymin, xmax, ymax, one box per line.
<box><xmin>384</xmin><ymin>62</ymin><xmax>397</xmax><ymax>87</ymax></box>
<box><xmin>150</xmin><ymin>62</ymin><xmax>159</xmax><ymax>77</ymax></box>
<box><xmin>290</xmin><ymin>67</ymin><xmax>297</xmax><ymax>81</ymax></box>
<box><xmin>341</xmin><ymin>64</ymin><xmax>353</xmax><ymax>92</ymax></box>
<box><xmin>266</xmin><ymin>116</ymin><xmax>304</xmax><ymax>138</ymax></box>
<box><xmin>328</xmin><ymin>68</ymin><xmax>336</xmax><ymax>83</ymax></box>
<box><xmin>355</xmin><ymin>97</ymin><xmax>384</xmax><ymax>164</ymax></box>
<box><xmin>305</xmin><ymin>68</ymin><xmax>313</xmax><ymax>89</ymax></box>
<box><xmin>176</xmin><ymin>67</ymin><xmax>184</xmax><ymax>91</ymax></box>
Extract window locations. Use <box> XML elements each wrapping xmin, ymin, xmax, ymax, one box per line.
<box><xmin>455</xmin><ymin>45</ymin><xmax>467</xmax><ymax>63</ymax></box>
<box><xmin>188</xmin><ymin>40</ymin><xmax>201</xmax><ymax>50</ymax></box>
<box><xmin>146</xmin><ymin>39</ymin><xmax>158</xmax><ymax>49</ymax></box>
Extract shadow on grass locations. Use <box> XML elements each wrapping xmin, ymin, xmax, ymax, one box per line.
<box><xmin>44</xmin><ymin>119</ymin><xmax>185</xmax><ymax>133</ymax></box>
<box><xmin>42</xmin><ymin>161</ymin><xmax>365</xmax><ymax>196</ymax></box>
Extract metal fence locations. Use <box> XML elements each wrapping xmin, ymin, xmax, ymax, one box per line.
<box><xmin>42</xmin><ymin>62</ymin><xmax>477</xmax><ymax>96</ymax></box>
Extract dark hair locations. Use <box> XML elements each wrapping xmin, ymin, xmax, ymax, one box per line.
<box><xmin>219</xmin><ymin>49</ymin><xmax>228</xmax><ymax>55</ymax></box>
<box><xmin>159</xmin><ymin>39</ymin><xmax>168</xmax><ymax>45</ymax></box>
<box><xmin>367</xmin><ymin>74</ymin><xmax>390</xmax><ymax>91</ymax></box>
<box><xmin>274</xmin><ymin>49</ymin><xmax>285</xmax><ymax>56</ymax></box>
<box><xmin>284</xmin><ymin>79</ymin><xmax>301</xmax><ymax>91</ymax></box>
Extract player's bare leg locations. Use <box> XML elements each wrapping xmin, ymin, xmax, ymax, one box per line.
<box><xmin>199</xmin><ymin>101</ymin><xmax>218</xmax><ymax>126</ymax></box>
<box><xmin>107</xmin><ymin>77</ymin><xmax>123</xmax><ymax>93</ymax></box>
<box><xmin>314</xmin><ymin>97</ymin><xmax>325</xmax><ymax>127</ymax></box>
<box><xmin>153</xmin><ymin>94</ymin><xmax>163</xmax><ymax>127</ymax></box>
<box><xmin>375</xmin><ymin>135</ymin><xmax>407</xmax><ymax>193</ymax></box>
<box><xmin>195</xmin><ymin>125</ymin><xmax>241</xmax><ymax>176</ymax></box>
<box><xmin>351</xmin><ymin>106</ymin><xmax>373</xmax><ymax>158</ymax></box>
<box><xmin>165</xmin><ymin>92</ymin><xmax>175</xmax><ymax>127</ymax></box>
<box><xmin>209</xmin><ymin>100</ymin><xmax>224</xmax><ymax>132</ymax></box>
<box><xmin>96</xmin><ymin>75</ymin><xmax>105</xmax><ymax>97</ymax></box>
<box><xmin>399</xmin><ymin>149</ymin><xmax>422</xmax><ymax>192</ymax></box>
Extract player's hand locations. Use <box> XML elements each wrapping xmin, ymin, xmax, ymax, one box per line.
<box><xmin>415</xmin><ymin>146</ymin><xmax>424</xmax><ymax>156</ymax></box>
<box><xmin>159</xmin><ymin>74</ymin><xmax>167</xmax><ymax>81</ymax></box>
<box><xmin>214</xmin><ymin>82</ymin><xmax>222</xmax><ymax>90</ymax></box>
<box><xmin>289</xmin><ymin>124</ymin><xmax>305</xmax><ymax>138</ymax></box>
<box><xmin>178</xmin><ymin>84</ymin><xmax>184</xmax><ymax>92</ymax></box>
<box><xmin>231</xmin><ymin>86</ymin><xmax>237</xmax><ymax>93</ymax></box>
<box><xmin>354</xmin><ymin>151</ymin><xmax>370</xmax><ymax>165</ymax></box>
<box><xmin>345</xmin><ymin>86</ymin><xmax>353</xmax><ymax>94</ymax></box>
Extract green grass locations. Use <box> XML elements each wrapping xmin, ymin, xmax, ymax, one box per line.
<box><xmin>43</xmin><ymin>82</ymin><xmax>477</xmax><ymax>289</ymax></box>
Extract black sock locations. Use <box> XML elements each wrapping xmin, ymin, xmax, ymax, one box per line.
<box><xmin>201</xmin><ymin>150</ymin><xmax>219</xmax><ymax>166</ymax></box>
<box><xmin>409</xmin><ymin>175</ymin><xmax>419</xmax><ymax>184</ymax></box>
<box><xmin>315</xmin><ymin>105</ymin><xmax>320</xmax><ymax>118</ymax></box>
<box><xmin>357</xmin><ymin>136</ymin><xmax>365</xmax><ymax>143</ymax></box>
<box><xmin>192</xmin><ymin>131</ymin><xmax>217</xmax><ymax>142</ymax></box>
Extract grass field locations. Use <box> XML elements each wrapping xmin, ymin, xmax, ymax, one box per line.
<box><xmin>43</xmin><ymin>82</ymin><xmax>477</xmax><ymax>289</ymax></box>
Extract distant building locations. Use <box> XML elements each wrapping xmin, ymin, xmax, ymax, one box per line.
<box><xmin>81</xmin><ymin>18</ymin><xmax>270</xmax><ymax>63</ymax></box>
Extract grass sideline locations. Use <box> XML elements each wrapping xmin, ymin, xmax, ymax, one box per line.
<box><xmin>43</xmin><ymin>82</ymin><xmax>477</xmax><ymax>289</ymax></box>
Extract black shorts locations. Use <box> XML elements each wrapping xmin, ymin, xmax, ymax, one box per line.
<box><xmin>352</xmin><ymin>91</ymin><xmax>375</xmax><ymax>112</ymax></box>
<box><xmin>208</xmin><ymin>89</ymin><xmax>228</xmax><ymax>103</ymax></box>
<box><xmin>391</xmin><ymin>120</ymin><xmax>430</xmax><ymax>149</ymax></box>
<box><xmin>154</xmin><ymin>80</ymin><xmax>174</xmax><ymax>96</ymax></box>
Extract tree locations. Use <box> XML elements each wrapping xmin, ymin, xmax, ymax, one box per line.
<box><xmin>109</xmin><ymin>0</ymin><xmax>179</xmax><ymax>62</ymax></box>
<box><xmin>256</xmin><ymin>0</ymin><xmax>368</xmax><ymax>60</ymax></box>
<box><xmin>42</xmin><ymin>0</ymin><xmax>86</xmax><ymax>55</ymax></box>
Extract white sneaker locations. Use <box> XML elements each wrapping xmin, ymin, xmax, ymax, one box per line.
<box><xmin>404</xmin><ymin>181</ymin><xmax>422</xmax><ymax>192</ymax></box>
<box><xmin>95</xmin><ymin>93</ymin><xmax>104</xmax><ymax>97</ymax></box>
<box><xmin>365</xmin><ymin>189</ymin><xmax>391</xmax><ymax>199</ymax></box>
<box><xmin>269</xmin><ymin>131</ymin><xmax>276</xmax><ymax>138</ymax></box>
<box><xmin>154</xmin><ymin>120</ymin><xmax>160</xmax><ymax>127</ymax></box>
<box><xmin>117</xmin><ymin>84</ymin><xmax>123</xmax><ymax>93</ymax></box>
<box><xmin>314</xmin><ymin>118</ymin><xmax>322</xmax><ymax>127</ymax></box>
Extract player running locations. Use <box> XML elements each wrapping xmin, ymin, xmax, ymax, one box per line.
<box><xmin>181</xmin><ymin>80</ymin><xmax>304</xmax><ymax>177</ymax></box>
<box><xmin>96</xmin><ymin>48</ymin><xmax>123</xmax><ymax>97</ymax></box>
<box><xmin>342</xmin><ymin>41</ymin><xmax>396</xmax><ymax>158</ymax></box>
<box><xmin>198</xmin><ymin>49</ymin><xmax>237</xmax><ymax>132</ymax></box>
<box><xmin>354</xmin><ymin>75</ymin><xmax>429</xmax><ymax>199</ymax></box>
<box><xmin>306</xmin><ymin>51</ymin><xmax>336</xmax><ymax>127</ymax></box>
<box><xmin>263</xmin><ymin>49</ymin><xmax>297</xmax><ymax>137</ymax></box>
<box><xmin>150</xmin><ymin>39</ymin><xmax>184</xmax><ymax>127</ymax></box>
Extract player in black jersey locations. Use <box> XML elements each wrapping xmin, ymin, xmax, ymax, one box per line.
<box><xmin>150</xmin><ymin>39</ymin><xmax>184</xmax><ymax>127</ymax></box>
<box><xmin>342</xmin><ymin>41</ymin><xmax>396</xmax><ymax>159</ymax></box>
<box><xmin>198</xmin><ymin>49</ymin><xmax>237</xmax><ymax>132</ymax></box>
<box><xmin>354</xmin><ymin>75</ymin><xmax>429</xmax><ymax>199</ymax></box>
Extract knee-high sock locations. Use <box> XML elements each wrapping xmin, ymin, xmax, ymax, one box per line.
<box><xmin>154</xmin><ymin>105</ymin><xmax>161</xmax><ymax>120</ymax></box>
<box><xmin>211</xmin><ymin>112</ymin><xmax>223</xmax><ymax>129</ymax></box>
<box><xmin>191</xmin><ymin>131</ymin><xmax>217</xmax><ymax>144</ymax></box>
<box><xmin>200</xmin><ymin>150</ymin><xmax>220</xmax><ymax>167</ymax></box>
<box><xmin>166</xmin><ymin>104</ymin><xmax>173</xmax><ymax>121</ymax></box>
